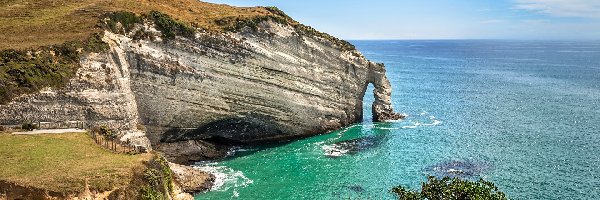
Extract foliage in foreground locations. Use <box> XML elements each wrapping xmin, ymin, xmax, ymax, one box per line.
<box><xmin>392</xmin><ymin>176</ymin><xmax>508</xmax><ymax>200</ymax></box>
<box><xmin>139</xmin><ymin>155</ymin><xmax>175</xmax><ymax>200</ymax></box>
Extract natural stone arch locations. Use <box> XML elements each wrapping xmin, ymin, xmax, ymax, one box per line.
<box><xmin>361</xmin><ymin>62</ymin><xmax>404</xmax><ymax>122</ymax></box>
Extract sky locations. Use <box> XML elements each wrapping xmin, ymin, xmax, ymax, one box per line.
<box><xmin>201</xmin><ymin>0</ymin><xmax>600</xmax><ymax>40</ymax></box>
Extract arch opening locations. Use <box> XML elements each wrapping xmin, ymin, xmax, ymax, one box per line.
<box><xmin>362</xmin><ymin>83</ymin><xmax>376</xmax><ymax>123</ymax></box>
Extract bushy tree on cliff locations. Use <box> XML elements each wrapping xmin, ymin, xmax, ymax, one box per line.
<box><xmin>392</xmin><ymin>176</ymin><xmax>508</xmax><ymax>200</ymax></box>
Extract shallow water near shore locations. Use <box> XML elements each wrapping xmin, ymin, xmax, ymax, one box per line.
<box><xmin>196</xmin><ymin>40</ymin><xmax>600</xmax><ymax>199</ymax></box>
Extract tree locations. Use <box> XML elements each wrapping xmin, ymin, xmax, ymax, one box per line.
<box><xmin>392</xmin><ymin>176</ymin><xmax>508</xmax><ymax>200</ymax></box>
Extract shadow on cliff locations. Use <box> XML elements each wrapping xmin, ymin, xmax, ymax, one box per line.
<box><xmin>160</xmin><ymin>114</ymin><xmax>285</xmax><ymax>144</ymax></box>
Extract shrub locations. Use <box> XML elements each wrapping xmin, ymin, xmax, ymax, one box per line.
<box><xmin>139</xmin><ymin>185</ymin><xmax>163</xmax><ymax>200</ymax></box>
<box><xmin>392</xmin><ymin>176</ymin><xmax>508</xmax><ymax>200</ymax></box>
<box><xmin>138</xmin><ymin>155</ymin><xmax>174</xmax><ymax>200</ymax></box>
<box><xmin>0</xmin><ymin>125</ymin><xmax>6</xmax><ymax>132</ymax></box>
<box><xmin>98</xmin><ymin>125</ymin><xmax>117</xmax><ymax>139</ymax></box>
<box><xmin>149</xmin><ymin>11</ymin><xmax>195</xmax><ymax>40</ymax></box>
<box><xmin>21</xmin><ymin>122</ymin><xmax>37</xmax><ymax>131</ymax></box>
<box><xmin>106</xmin><ymin>11</ymin><xmax>143</xmax><ymax>34</ymax></box>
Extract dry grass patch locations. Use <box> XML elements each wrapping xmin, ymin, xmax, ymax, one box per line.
<box><xmin>0</xmin><ymin>0</ymin><xmax>276</xmax><ymax>50</ymax></box>
<box><xmin>0</xmin><ymin>132</ymin><xmax>152</xmax><ymax>193</ymax></box>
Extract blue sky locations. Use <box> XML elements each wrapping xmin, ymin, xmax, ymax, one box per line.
<box><xmin>202</xmin><ymin>0</ymin><xmax>600</xmax><ymax>40</ymax></box>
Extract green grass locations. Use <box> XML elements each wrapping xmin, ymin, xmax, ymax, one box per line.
<box><xmin>0</xmin><ymin>132</ymin><xmax>151</xmax><ymax>193</ymax></box>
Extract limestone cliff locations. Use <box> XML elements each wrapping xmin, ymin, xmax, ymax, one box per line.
<box><xmin>0</xmin><ymin>6</ymin><xmax>402</xmax><ymax>155</ymax></box>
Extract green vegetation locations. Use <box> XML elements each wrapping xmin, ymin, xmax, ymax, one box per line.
<box><xmin>105</xmin><ymin>11</ymin><xmax>143</xmax><ymax>34</ymax></box>
<box><xmin>0</xmin><ymin>33</ymin><xmax>109</xmax><ymax>104</ymax></box>
<box><xmin>149</xmin><ymin>11</ymin><xmax>196</xmax><ymax>40</ymax></box>
<box><xmin>139</xmin><ymin>155</ymin><xmax>175</xmax><ymax>200</ymax></box>
<box><xmin>215</xmin><ymin>14</ymin><xmax>289</xmax><ymax>32</ymax></box>
<box><xmin>21</xmin><ymin>122</ymin><xmax>37</xmax><ymax>131</ymax></box>
<box><xmin>0</xmin><ymin>132</ymin><xmax>151</xmax><ymax>193</ymax></box>
<box><xmin>392</xmin><ymin>176</ymin><xmax>508</xmax><ymax>200</ymax></box>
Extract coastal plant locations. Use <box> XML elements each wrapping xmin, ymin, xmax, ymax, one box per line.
<box><xmin>392</xmin><ymin>176</ymin><xmax>508</xmax><ymax>200</ymax></box>
<box><xmin>99</xmin><ymin>126</ymin><xmax>113</xmax><ymax>137</ymax></box>
<box><xmin>139</xmin><ymin>185</ymin><xmax>163</xmax><ymax>200</ymax></box>
<box><xmin>105</xmin><ymin>11</ymin><xmax>143</xmax><ymax>34</ymax></box>
<box><xmin>149</xmin><ymin>11</ymin><xmax>196</xmax><ymax>40</ymax></box>
<box><xmin>139</xmin><ymin>155</ymin><xmax>175</xmax><ymax>200</ymax></box>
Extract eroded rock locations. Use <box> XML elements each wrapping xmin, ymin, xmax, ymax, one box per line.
<box><xmin>169</xmin><ymin>162</ymin><xmax>215</xmax><ymax>194</ymax></box>
<box><xmin>156</xmin><ymin>140</ymin><xmax>229</xmax><ymax>165</ymax></box>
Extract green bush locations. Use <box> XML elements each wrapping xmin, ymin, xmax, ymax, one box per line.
<box><xmin>392</xmin><ymin>176</ymin><xmax>508</xmax><ymax>200</ymax></box>
<box><xmin>98</xmin><ymin>125</ymin><xmax>117</xmax><ymax>139</ymax></box>
<box><xmin>106</xmin><ymin>11</ymin><xmax>143</xmax><ymax>34</ymax></box>
<box><xmin>139</xmin><ymin>185</ymin><xmax>163</xmax><ymax>200</ymax></box>
<box><xmin>149</xmin><ymin>11</ymin><xmax>195</xmax><ymax>40</ymax></box>
<box><xmin>138</xmin><ymin>155</ymin><xmax>174</xmax><ymax>200</ymax></box>
<box><xmin>21</xmin><ymin>122</ymin><xmax>37</xmax><ymax>131</ymax></box>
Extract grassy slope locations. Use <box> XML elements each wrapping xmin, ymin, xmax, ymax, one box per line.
<box><xmin>0</xmin><ymin>132</ymin><xmax>151</xmax><ymax>193</ymax></box>
<box><xmin>0</xmin><ymin>0</ymin><xmax>275</xmax><ymax>50</ymax></box>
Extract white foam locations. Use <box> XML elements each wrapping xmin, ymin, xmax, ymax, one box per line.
<box><xmin>401</xmin><ymin>125</ymin><xmax>418</xmax><ymax>129</ymax></box>
<box><xmin>400</xmin><ymin>115</ymin><xmax>442</xmax><ymax>129</ymax></box>
<box><xmin>193</xmin><ymin>163</ymin><xmax>253</xmax><ymax>192</ymax></box>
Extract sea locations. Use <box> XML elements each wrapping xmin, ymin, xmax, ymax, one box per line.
<box><xmin>195</xmin><ymin>40</ymin><xmax>600</xmax><ymax>199</ymax></box>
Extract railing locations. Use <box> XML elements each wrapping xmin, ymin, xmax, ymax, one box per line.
<box><xmin>36</xmin><ymin>121</ymin><xmax>86</xmax><ymax>129</ymax></box>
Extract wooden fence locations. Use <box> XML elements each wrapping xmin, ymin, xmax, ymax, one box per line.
<box><xmin>89</xmin><ymin>131</ymin><xmax>146</xmax><ymax>154</ymax></box>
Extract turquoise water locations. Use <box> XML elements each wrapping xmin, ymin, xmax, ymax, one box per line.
<box><xmin>196</xmin><ymin>40</ymin><xmax>600</xmax><ymax>199</ymax></box>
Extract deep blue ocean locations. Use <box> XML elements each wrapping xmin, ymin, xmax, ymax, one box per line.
<box><xmin>196</xmin><ymin>40</ymin><xmax>600</xmax><ymax>199</ymax></box>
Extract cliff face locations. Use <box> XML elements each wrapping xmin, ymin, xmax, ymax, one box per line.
<box><xmin>0</xmin><ymin>16</ymin><xmax>401</xmax><ymax>152</ymax></box>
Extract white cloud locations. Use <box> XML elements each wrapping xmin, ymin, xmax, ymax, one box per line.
<box><xmin>514</xmin><ymin>0</ymin><xmax>600</xmax><ymax>18</ymax></box>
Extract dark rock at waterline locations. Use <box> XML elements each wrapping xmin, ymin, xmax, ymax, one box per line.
<box><xmin>156</xmin><ymin>140</ymin><xmax>229</xmax><ymax>165</ymax></box>
<box><xmin>324</xmin><ymin>135</ymin><xmax>385</xmax><ymax>157</ymax></box>
<box><xmin>424</xmin><ymin>160</ymin><xmax>492</xmax><ymax>178</ymax></box>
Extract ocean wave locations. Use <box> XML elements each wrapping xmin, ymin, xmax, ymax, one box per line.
<box><xmin>401</xmin><ymin>115</ymin><xmax>442</xmax><ymax>129</ymax></box>
<box><xmin>193</xmin><ymin>163</ymin><xmax>253</xmax><ymax>192</ymax></box>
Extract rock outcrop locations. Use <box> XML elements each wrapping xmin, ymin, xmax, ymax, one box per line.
<box><xmin>0</xmin><ymin>11</ymin><xmax>402</xmax><ymax>157</ymax></box>
<box><xmin>168</xmin><ymin>163</ymin><xmax>215</xmax><ymax>193</ymax></box>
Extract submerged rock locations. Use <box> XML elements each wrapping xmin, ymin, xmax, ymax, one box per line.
<box><xmin>323</xmin><ymin>135</ymin><xmax>385</xmax><ymax>157</ymax></box>
<box><xmin>347</xmin><ymin>185</ymin><xmax>365</xmax><ymax>193</ymax></box>
<box><xmin>424</xmin><ymin>160</ymin><xmax>492</xmax><ymax>178</ymax></box>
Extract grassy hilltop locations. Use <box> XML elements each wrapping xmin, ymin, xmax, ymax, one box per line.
<box><xmin>0</xmin><ymin>0</ymin><xmax>278</xmax><ymax>50</ymax></box>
